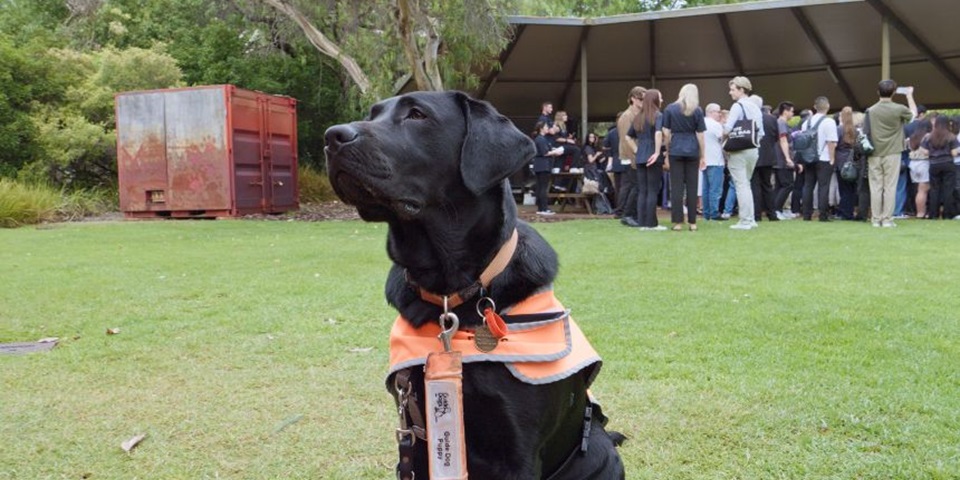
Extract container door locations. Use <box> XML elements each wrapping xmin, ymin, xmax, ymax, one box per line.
<box><xmin>116</xmin><ymin>93</ymin><xmax>169</xmax><ymax>213</ymax></box>
<box><xmin>164</xmin><ymin>88</ymin><xmax>231</xmax><ymax>212</ymax></box>
<box><xmin>230</xmin><ymin>90</ymin><xmax>297</xmax><ymax>215</ymax></box>
<box><xmin>265</xmin><ymin>97</ymin><xmax>298</xmax><ymax>212</ymax></box>
<box><xmin>230</xmin><ymin>90</ymin><xmax>268</xmax><ymax>214</ymax></box>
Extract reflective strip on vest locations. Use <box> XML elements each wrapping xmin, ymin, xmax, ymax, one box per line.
<box><xmin>387</xmin><ymin>290</ymin><xmax>601</xmax><ymax>386</ymax></box>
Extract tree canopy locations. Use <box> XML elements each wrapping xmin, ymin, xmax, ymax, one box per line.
<box><xmin>0</xmin><ymin>0</ymin><xmax>749</xmax><ymax>189</ymax></box>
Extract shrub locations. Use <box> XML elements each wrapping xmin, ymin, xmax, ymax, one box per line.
<box><xmin>56</xmin><ymin>188</ymin><xmax>118</xmax><ymax>221</ymax></box>
<box><xmin>298</xmin><ymin>165</ymin><xmax>336</xmax><ymax>203</ymax></box>
<box><xmin>0</xmin><ymin>179</ymin><xmax>59</xmax><ymax>227</ymax></box>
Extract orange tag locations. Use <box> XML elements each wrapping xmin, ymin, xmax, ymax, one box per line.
<box><xmin>483</xmin><ymin>308</ymin><xmax>508</xmax><ymax>338</ymax></box>
<box><xmin>424</xmin><ymin>351</ymin><xmax>468</xmax><ymax>480</ymax></box>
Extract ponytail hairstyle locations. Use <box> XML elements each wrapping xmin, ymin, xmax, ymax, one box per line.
<box><xmin>839</xmin><ymin>107</ymin><xmax>856</xmax><ymax>144</ymax></box>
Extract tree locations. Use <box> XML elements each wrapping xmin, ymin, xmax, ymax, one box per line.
<box><xmin>515</xmin><ymin>0</ymin><xmax>749</xmax><ymax>17</ymax></box>
<box><xmin>18</xmin><ymin>44</ymin><xmax>185</xmax><ymax>188</ymax></box>
<box><xmin>0</xmin><ymin>33</ymin><xmax>70</xmax><ymax>178</ymax></box>
<box><xmin>260</xmin><ymin>0</ymin><xmax>514</xmax><ymax>97</ymax></box>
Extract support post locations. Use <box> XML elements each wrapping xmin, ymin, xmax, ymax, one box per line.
<box><xmin>580</xmin><ymin>39</ymin><xmax>588</xmax><ymax>137</ymax></box>
<box><xmin>881</xmin><ymin>18</ymin><xmax>890</xmax><ymax>80</ymax></box>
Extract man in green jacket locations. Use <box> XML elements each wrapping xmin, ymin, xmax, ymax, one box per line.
<box><xmin>865</xmin><ymin>80</ymin><xmax>917</xmax><ymax>227</ymax></box>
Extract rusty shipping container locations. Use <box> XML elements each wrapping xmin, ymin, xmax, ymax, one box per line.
<box><xmin>115</xmin><ymin>85</ymin><xmax>298</xmax><ymax>218</ymax></box>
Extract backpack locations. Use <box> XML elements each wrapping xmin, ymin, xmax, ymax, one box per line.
<box><xmin>794</xmin><ymin>115</ymin><xmax>827</xmax><ymax>164</ymax></box>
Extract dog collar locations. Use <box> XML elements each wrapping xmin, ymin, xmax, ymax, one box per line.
<box><xmin>407</xmin><ymin>228</ymin><xmax>519</xmax><ymax>309</ymax></box>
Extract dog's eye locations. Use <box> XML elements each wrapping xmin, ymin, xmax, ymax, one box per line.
<box><xmin>405</xmin><ymin>108</ymin><xmax>427</xmax><ymax>121</ymax></box>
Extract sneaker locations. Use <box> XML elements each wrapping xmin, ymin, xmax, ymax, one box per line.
<box><xmin>954</xmin><ymin>215</ymin><xmax>960</xmax><ymax>220</ymax></box>
<box><xmin>872</xmin><ymin>222</ymin><xmax>881</xmax><ymax>227</ymax></box>
<box><xmin>536</xmin><ymin>210</ymin><xmax>555</xmax><ymax>216</ymax></box>
<box><xmin>651</xmin><ymin>225</ymin><xmax>668</xmax><ymax>231</ymax></box>
<box><xmin>720</xmin><ymin>213</ymin><xmax>731</xmax><ymax>220</ymax></box>
<box><xmin>882</xmin><ymin>221</ymin><xmax>897</xmax><ymax>228</ymax></box>
<box><xmin>775</xmin><ymin>211</ymin><xmax>791</xmax><ymax>221</ymax></box>
<box><xmin>730</xmin><ymin>223</ymin><xmax>753</xmax><ymax>230</ymax></box>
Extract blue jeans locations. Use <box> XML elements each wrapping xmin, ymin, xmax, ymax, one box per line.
<box><xmin>895</xmin><ymin>169</ymin><xmax>908</xmax><ymax>216</ymax></box>
<box><xmin>723</xmin><ymin>179</ymin><xmax>737</xmax><ymax>215</ymax></box>
<box><xmin>702</xmin><ymin>165</ymin><xmax>724</xmax><ymax>219</ymax></box>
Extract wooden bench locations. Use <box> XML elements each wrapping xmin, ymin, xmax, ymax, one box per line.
<box><xmin>547</xmin><ymin>191</ymin><xmax>595</xmax><ymax>214</ymax></box>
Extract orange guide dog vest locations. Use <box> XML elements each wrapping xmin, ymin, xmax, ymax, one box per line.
<box><xmin>388</xmin><ymin>289</ymin><xmax>601</xmax><ymax>386</ymax></box>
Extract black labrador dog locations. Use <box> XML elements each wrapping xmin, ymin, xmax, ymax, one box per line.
<box><xmin>325</xmin><ymin>91</ymin><xmax>624</xmax><ymax>479</ymax></box>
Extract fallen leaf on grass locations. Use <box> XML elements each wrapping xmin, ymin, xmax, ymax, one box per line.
<box><xmin>37</xmin><ymin>337</ymin><xmax>59</xmax><ymax>344</ymax></box>
<box><xmin>348</xmin><ymin>347</ymin><xmax>373</xmax><ymax>353</ymax></box>
<box><xmin>272</xmin><ymin>414</ymin><xmax>304</xmax><ymax>435</ymax></box>
<box><xmin>121</xmin><ymin>433</ymin><xmax>147</xmax><ymax>452</ymax></box>
<box><xmin>106</xmin><ymin>328</ymin><xmax>121</xmax><ymax>335</ymax></box>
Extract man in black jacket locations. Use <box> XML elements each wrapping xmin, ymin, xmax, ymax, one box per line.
<box><xmin>753</xmin><ymin>102</ymin><xmax>780</xmax><ymax>221</ymax></box>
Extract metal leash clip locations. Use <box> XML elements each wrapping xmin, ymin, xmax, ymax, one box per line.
<box><xmin>438</xmin><ymin>295</ymin><xmax>459</xmax><ymax>353</ymax></box>
<box><xmin>394</xmin><ymin>376</ymin><xmax>415</xmax><ymax>447</ymax></box>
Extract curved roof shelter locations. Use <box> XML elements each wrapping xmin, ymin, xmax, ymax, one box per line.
<box><xmin>477</xmin><ymin>0</ymin><xmax>960</xmax><ymax>130</ymax></box>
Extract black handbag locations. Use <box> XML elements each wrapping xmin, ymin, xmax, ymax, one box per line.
<box><xmin>723</xmin><ymin>102</ymin><xmax>759</xmax><ymax>152</ymax></box>
<box><xmin>840</xmin><ymin>159</ymin><xmax>859</xmax><ymax>182</ymax></box>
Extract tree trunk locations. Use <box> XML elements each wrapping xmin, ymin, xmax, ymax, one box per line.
<box><xmin>396</xmin><ymin>0</ymin><xmax>443</xmax><ymax>91</ymax></box>
<box><xmin>262</xmin><ymin>0</ymin><xmax>372</xmax><ymax>94</ymax></box>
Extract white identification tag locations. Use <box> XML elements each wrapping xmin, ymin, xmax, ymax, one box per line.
<box><xmin>620</xmin><ymin>158</ymin><xmax>632</xmax><ymax>165</ymax></box>
<box><xmin>424</xmin><ymin>351</ymin><xmax>467</xmax><ymax>480</ymax></box>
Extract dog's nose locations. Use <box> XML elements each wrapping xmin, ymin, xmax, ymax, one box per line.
<box><xmin>325</xmin><ymin>124</ymin><xmax>359</xmax><ymax>151</ymax></box>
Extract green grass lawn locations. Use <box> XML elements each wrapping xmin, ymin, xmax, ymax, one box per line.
<box><xmin>1</xmin><ymin>218</ymin><xmax>958</xmax><ymax>479</ymax></box>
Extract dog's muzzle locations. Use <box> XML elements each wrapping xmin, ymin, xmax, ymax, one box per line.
<box><xmin>324</xmin><ymin>124</ymin><xmax>359</xmax><ymax>154</ymax></box>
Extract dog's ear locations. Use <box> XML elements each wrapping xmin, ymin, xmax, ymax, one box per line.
<box><xmin>456</xmin><ymin>92</ymin><xmax>536</xmax><ymax>195</ymax></box>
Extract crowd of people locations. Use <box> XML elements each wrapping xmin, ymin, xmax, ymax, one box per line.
<box><xmin>527</xmin><ymin>76</ymin><xmax>960</xmax><ymax>229</ymax></box>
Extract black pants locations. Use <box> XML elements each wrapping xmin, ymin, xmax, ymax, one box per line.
<box><xmin>955</xmin><ymin>164</ymin><xmax>960</xmax><ymax>211</ymax></box>
<box><xmin>561</xmin><ymin>145</ymin><xmax>582</xmax><ymax>165</ymax></box>
<box><xmin>751</xmin><ymin>165</ymin><xmax>776</xmax><ymax>221</ymax></box>
<box><xmin>857</xmin><ymin>170</ymin><xmax>871</xmax><ymax>220</ymax></box>
<box><xmin>535</xmin><ymin>171</ymin><xmax>551</xmax><ymax>212</ymax></box>
<box><xmin>620</xmin><ymin>165</ymin><xmax>638</xmax><ymax>220</ymax></box>
<box><xmin>792</xmin><ymin>166</ymin><xmax>805</xmax><ymax>213</ymax></box>
<box><xmin>929</xmin><ymin>161</ymin><xmax>958</xmax><ymax>219</ymax></box>
<box><xmin>637</xmin><ymin>162</ymin><xmax>663</xmax><ymax>227</ymax></box>
<box><xmin>669</xmin><ymin>157</ymin><xmax>699</xmax><ymax>224</ymax></box>
<box><xmin>837</xmin><ymin>174</ymin><xmax>858</xmax><ymax>220</ymax></box>
<box><xmin>773</xmin><ymin>168</ymin><xmax>795</xmax><ymax>213</ymax></box>
<box><xmin>612</xmin><ymin>171</ymin><xmax>624</xmax><ymax>215</ymax></box>
<box><xmin>802</xmin><ymin>161</ymin><xmax>833</xmax><ymax>220</ymax></box>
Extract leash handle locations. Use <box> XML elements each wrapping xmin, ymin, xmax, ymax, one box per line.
<box><xmin>425</xmin><ymin>350</ymin><xmax>468</xmax><ymax>479</ymax></box>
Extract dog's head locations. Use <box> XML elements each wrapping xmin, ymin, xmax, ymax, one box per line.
<box><xmin>324</xmin><ymin>91</ymin><xmax>534</xmax><ymax>223</ymax></box>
